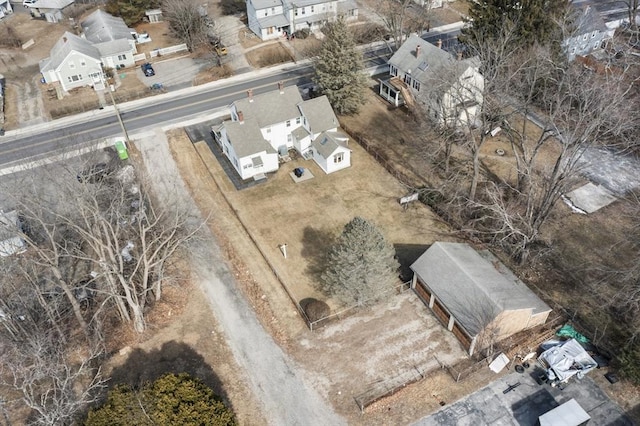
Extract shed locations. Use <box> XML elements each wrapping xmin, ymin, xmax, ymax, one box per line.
<box><xmin>410</xmin><ymin>242</ymin><xmax>551</xmax><ymax>355</ymax></box>
<box><xmin>538</xmin><ymin>398</ymin><xmax>591</xmax><ymax>426</ymax></box>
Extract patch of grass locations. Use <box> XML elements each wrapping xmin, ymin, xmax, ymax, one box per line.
<box><xmin>246</xmin><ymin>44</ymin><xmax>292</xmax><ymax>67</ymax></box>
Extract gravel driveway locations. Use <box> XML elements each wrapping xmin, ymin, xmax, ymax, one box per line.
<box><xmin>135</xmin><ymin>128</ymin><xmax>345</xmax><ymax>426</ymax></box>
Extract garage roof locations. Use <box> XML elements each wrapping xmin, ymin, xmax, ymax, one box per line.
<box><xmin>410</xmin><ymin>242</ymin><xmax>551</xmax><ymax>335</ymax></box>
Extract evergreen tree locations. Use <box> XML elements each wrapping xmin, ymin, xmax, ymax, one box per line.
<box><xmin>106</xmin><ymin>0</ymin><xmax>157</xmax><ymax>26</ymax></box>
<box><xmin>313</xmin><ymin>18</ymin><xmax>367</xmax><ymax>115</ymax></box>
<box><xmin>461</xmin><ymin>0</ymin><xmax>569</xmax><ymax>49</ymax></box>
<box><xmin>85</xmin><ymin>373</ymin><xmax>235</xmax><ymax>426</ymax></box>
<box><xmin>321</xmin><ymin>217</ymin><xmax>399</xmax><ymax>307</ymax></box>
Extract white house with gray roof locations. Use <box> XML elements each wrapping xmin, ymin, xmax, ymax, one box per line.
<box><xmin>246</xmin><ymin>0</ymin><xmax>358</xmax><ymax>41</ymax></box>
<box><xmin>0</xmin><ymin>0</ymin><xmax>13</xmax><ymax>20</ymax></box>
<box><xmin>81</xmin><ymin>9</ymin><xmax>137</xmax><ymax>70</ymax></box>
<box><xmin>39</xmin><ymin>32</ymin><xmax>105</xmax><ymax>93</ymax></box>
<box><xmin>213</xmin><ymin>83</ymin><xmax>350</xmax><ymax>180</ymax></box>
<box><xmin>562</xmin><ymin>5</ymin><xmax>614</xmax><ymax>62</ymax></box>
<box><xmin>410</xmin><ymin>242</ymin><xmax>551</xmax><ymax>356</ymax></box>
<box><xmin>40</xmin><ymin>10</ymin><xmax>137</xmax><ymax>94</ymax></box>
<box><xmin>379</xmin><ymin>34</ymin><xmax>484</xmax><ymax>127</ymax></box>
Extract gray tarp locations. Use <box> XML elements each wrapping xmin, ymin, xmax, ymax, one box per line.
<box><xmin>538</xmin><ymin>339</ymin><xmax>597</xmax><ymax>383</ymax></box>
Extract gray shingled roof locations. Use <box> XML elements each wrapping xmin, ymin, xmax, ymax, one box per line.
<box><xmin>257</xmin><ymin>13</ymin><xmax>289</xmax><ymax>29</ymax></box>
<box><xmin>410</xmin><ymin>242</ymin><xmax>551</xmax><ymax>336</ymax></box>
<box><xmin>94</xmin><ymin>39</ymin><xmax>132</xmax><ymax>57</ymax></box>
<box><xmin>311</xmin><ymin>131</ymin><xmax>349</xmax><ymax>159</ymax></box>
<box><xmin>234</xmin><ymin>85</ymin><xmax>303</xmax><ymax>128</ymax></box>
<box><xmin>298</xmin><ymin>96</ymin><xmax>338</xmax><ymax>134</ymax></box>
<box><xmin>40</xmin><ymin>31</ymin><xmax>100</xmax><ymax>72</ymax></box>
<box><xmin>224</xmin><ymin>118</ymin><xmax>276</xmax><ymax>158</ymax></box>
<box><xmin>389</xmin><ymin>34</ymin><xmax>473</xmax><ymax>87</ymax></box>
<box><xmin>572</xmin><ymin>5</ymin><xmax>608</xmax><ymax>34</ymax></box>
<box><xmin>336</xmin><ymin>0</ymin><xmax>357</xmax><ymax>12</ymax></box>
<box><xmin>82</xmin><ymin>9</ymin><xmax>134</xmax><ymax>44</ymax></box>
<box><xmin>31</xmin><ymin>0</ymin><xmax>73</xmax><ymax>9</ymax></box>
<box><xmin>292</xmin><ymin>126</ymin><xmax>310</xmax><ymax>141</ymax></box>
<box><xmin>253</xmin><ymin>0</ymin><xmax>282</xmax><ymax>8</ymax></box>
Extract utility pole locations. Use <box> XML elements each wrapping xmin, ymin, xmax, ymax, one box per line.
<box><xmin>101</xmin><ymin>63</ymin><xmax>131</xmax><ymax>143</ymax></box>
<box><xmin>291</xmin><ymin>2</ymin><xmax>297</xmax><ymax>62</ymax></box>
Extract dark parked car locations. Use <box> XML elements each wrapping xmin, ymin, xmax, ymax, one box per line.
<box><xmin>141</xmin><ymin>62</ymin><xmax>155</xmax><ymax>77</ymax></box>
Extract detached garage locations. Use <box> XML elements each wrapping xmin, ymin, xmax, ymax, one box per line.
<box><xmin>410</xmin><ymin>242</ymin><xmax>551</xmax><ymax>356</ymax></box>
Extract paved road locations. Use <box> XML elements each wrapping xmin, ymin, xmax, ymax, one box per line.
<box><xmin>0</xmin><ymin>41</ymin><xmax>399</xmax><ymax>169</ymax></box>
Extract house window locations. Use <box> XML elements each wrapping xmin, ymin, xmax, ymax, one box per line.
<box><xmin>233</xmin><ymin>158</ymin><xmax>238</xmax><ymax>167</ymax></box>
<box><xmin>296</xmin><ymin>117</ymin><xmax>301</xmax><ymax>125</ymax></box>
<box><xmin>403</xmin><ymin>74</ymin><xmax>412</xmax><ymax>85</ymax></box>
<box><xmin>118</xmin><ymin>54</ymin><xmax>127</xmax><ymax>60</ymax></box>
<box><xmin>311</xmin><ymin>5</ymin><xmax>314</xmax><ymax>13</ymax></box>
<box><xmin>583</xmin><ymin>34</ymin><xmax>588</xmax><ymax>41</ymax></box>
<box><xmin>264</xmin><ymin>10</ymin><xmax>268</xmax><ymax>16</ymax></box>
<box><xmin>69</xmin><ymin>62</ymin><xmax>75</xmax><ymax>69</ymax></box>
<box><xmin>224</xmin><ymin>146</ymin><xmax>229</xmax><ymax>154</ymax></box>
<box><xmin>412</xmin><ymin>80</ymin><xmax>421</xmax><ymax>91</ymax></box>
<box><xmin>286</xmin><ymin>120</ymin><xmax>291</xmax><ymax>127</ymax></box>
<box><xmin>301</xmin><ymin>7</ymin><xmax>305</xmax><ymax>15</ymax></box>
<box><xmin>80</xmin><ymin>60</ymin><xmax>86</xmax><ymax>67</ymax></box>
<box><xmin>243</xmin><ymin>163</ymin><xmax>252</xmax><ymax>169</ymax></box>
<box><xmin>295</xmin><ymin>8</ymin><xmax>298</xmax><ymax>16</ymax></box>
<box><xmin>334</xmin><ymin>152</ymin><xmax>344</xmax><ymax>163</ymax></box>
<box><xmin>390</xmin><ymin>65</ymin><xmax>397</xmax><ymax>76</ymax></box>
<box><xmin>287</xmin><ymin>134</ymin><xmax>292</xmax><ymax>142</ymax></box>
<box><xmin>267</xmin><ymin>26</ymin><xmax>274</xmax><ymax>34</ymax></box>
<box><xmin>592</xmin><ymin>31</ymin><xmax>597</xmax><ymax>38</ymax></box>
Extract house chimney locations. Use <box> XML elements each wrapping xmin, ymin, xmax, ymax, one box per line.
<box><xmin>237</xmin><ymin>111</ymin><xmax>244</xmax><ymax>123</ymax></box>
<box><xmin>278</xmin><ymin>81</ymin><xmax>284</xmax><ymax>94</ymax></box>
<box><xmin>457</xmin><ymin>51</ymin><xmax>463</xmax><ymax>61</ymax></box>
<box><xmin>415</xmin><ymin>45</ymin><xmax>421</xmax><ymax>57</ymax></box>
<box><xmin>436</xmin><ymin>39</ymin><xmax>442</xmax><ymax>49</ymax></box>
<box><xmin>247</xmin><ymin>89</ymin><xmax>254</xmax><ymax>102</ymax></box>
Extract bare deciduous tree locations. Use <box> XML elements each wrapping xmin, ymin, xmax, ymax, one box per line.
<box><xmin>163</xmin><ymin>0</ymin><xmax>209</xmax><ymax>51</ymax></box>
<box><xmin>0</xmin><ymin>331</ymin><xmax>106</xmax><ymax>425</ymax></box>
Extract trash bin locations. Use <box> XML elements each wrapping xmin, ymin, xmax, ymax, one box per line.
<box><xmin>115</xmin><ymin>139</ymin><xmax>129</xmax><ymax>160</ymax></box>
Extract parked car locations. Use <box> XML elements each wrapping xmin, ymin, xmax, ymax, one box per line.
<box><xmin>22</xmin><ymin>0</ymin><xmax>36</xmax><ymax>6</ymax></box>
<box><xmin>141</xmin><ymin>62</ymin><xmax>155</xmax><ymax>77</ymax></box>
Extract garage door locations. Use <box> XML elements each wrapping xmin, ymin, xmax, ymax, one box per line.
<box><xmin>452</xmin><ymin>322</ymin><xmax>472</xmax><ymax>351</ymax></box>
<box><xmin>414</xmin><ymin>279</ymin><xmax>431</xmax><ymax>305</ymax></box>
<box><xmin>432</xmin><ymin>298</ymin><xmax>450</xmax><ymax>326</ymax></box>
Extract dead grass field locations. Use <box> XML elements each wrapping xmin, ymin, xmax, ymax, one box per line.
<box><xmin>222</xmin><ymin>139</ymin><xmax>451</xmax><ymax>311</ymax></box>
<box><xmin>245</xmin><ymin>43</ymin><xmax>293</xmax><ymax>67</ymax></box>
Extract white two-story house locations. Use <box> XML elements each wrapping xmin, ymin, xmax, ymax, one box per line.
<box><xmin>563</xmin><ymin>6</ymin><xmax>614</xmax><ymax>62</ymax></box>
<box><xmin>213</xmin><ymin>83</ymin><xmax>351</xmax><ymax>180</ymax></box>
<box><xmin>40</xmin><ymin>10</ymin><xmax>137</xmax><ymax>94</ymax></box>
<box><xmin>379</xmin><ymin>34</ymin><xmax>484</xmax><ymax>127</ymax></box>
<box><xmin>246</xmin><ymin>0</ymin><xmax>358</xmax><ymax>41</ymax></box>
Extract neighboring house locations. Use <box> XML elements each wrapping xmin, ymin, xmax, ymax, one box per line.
<box><xmin>563</xmin><ymin>5</ymin><xmax>614</xmax><ymax>62</ymax></box>
<box><xmin>212</xmin><ymin>83</ymin><xmax>350</xmax><ymax>180</ymax></box>
<box><xmin>40</xmin><ymin>10</ymin><xmax>137</xmax><ymax>93</ymax></box>
<box><xmin>0</xmin><ymin>0</ymin><xmax>13</xmax><ymax>20</ymax></box>
<box><xmin>410</xmin><ymin>242</ymin><xmax>551</xmax><ymax>356</ymax></box>
<box><xmin>379</xmin><ymin>34</ymin><xmax>484</xmax><ymax>127</ymax></box>
<box><xmin>39</xmin><ymin>32</ymin><xmax>105</xmax><ymax>93</ymax></box>
<box><xmin>412</xmin><ymin>0</ymin><xmax>454</xmax><ymax>8</ymax></box>
<box><xmin>27</xmin><ymin>0</ymin><xmax>73</xmax><ymax>23</ymax></box>
<box><xmin>81</xmin><ymin>9</ymin><xmax>137</xmax><ymax>70</ymax></box>
<box><xmin>246</xmin><ymin>0</ymin><xmax>358</xmax><ymax>41</ymax></box>
<box><xmin>0</xmin><ymin>210</ymin><xmax>26</xmax><ymax>257</ymax></box>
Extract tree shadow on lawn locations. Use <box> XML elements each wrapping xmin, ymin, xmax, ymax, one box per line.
<box><xmin>301</xmin><ymin>226</ymin><xmax>336</xmax><ymax>281</ymax></box>
<box><xmin>107</xmin><ymin>341</ymin><xmax>230</xmax><ymax>408</ymax></box>
<box><xmin>394</xmin><ymin>243</ymin><xmax>431</xmax><ymax>282</ymax></box>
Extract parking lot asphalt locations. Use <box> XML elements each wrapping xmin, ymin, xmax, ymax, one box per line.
<box><xmin>413</xmin><ymin>366</ymin><xmax>633</xmax><ymax>426</ymax></box>
<box><xmin>135</xmin><ymin>57</ymin><xmax>213</xmax><ymax>91</ymax></box>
